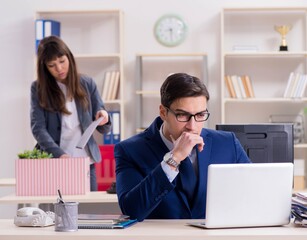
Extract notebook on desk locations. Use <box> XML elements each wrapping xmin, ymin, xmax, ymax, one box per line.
<box><xmin>78</xmin><ymin>214</ymin><xmax>137</xmax><ymax>229</ymax></box>
<box><xmin>188</xmin><ymin>162</ymin><xmax>293</xmax><ymax>229</ymax></box>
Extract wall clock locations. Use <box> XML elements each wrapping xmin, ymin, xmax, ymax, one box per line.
<box><xmin>154</xmin><ymin>14</ymin><xmax>188</xmax><ymax>47</ymax></box>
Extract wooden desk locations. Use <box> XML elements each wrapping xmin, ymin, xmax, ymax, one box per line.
<box><xmin>0</xmin><ymin>191</ymin><xmax>118</xmax><ymax>204</ymax></box>
<box><xmin>0</xmin><ymin>178</ymin><xmax>16</xmax><ymax>187</ymax></box>
<box><xmin>0</xmin><ymin>219</ymin><xmax>306</xmax><ymax>240</ymax></box>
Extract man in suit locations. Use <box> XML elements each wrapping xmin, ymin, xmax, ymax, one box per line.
<box><xmin>115</xmin><ymin>73</ymin><xmax>251</xmax><ymax>221</ymax></box>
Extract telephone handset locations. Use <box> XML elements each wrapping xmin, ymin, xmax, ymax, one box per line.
<box><xmin>14</xmin><ymin>207</ymin><xmax>55</xmax><ymax>227</ymax></box>
<box><xmin>17</xmin><ymin>207</ymin><xmax>46</xmax><ymax>217</ymax></box>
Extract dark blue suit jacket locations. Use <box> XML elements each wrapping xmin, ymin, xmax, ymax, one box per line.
<box><xmin>115</xmin><ymin>117</ymin><xmax>251</xmax><ymax>221</ymax></box>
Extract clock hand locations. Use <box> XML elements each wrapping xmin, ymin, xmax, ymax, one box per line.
<box><xmin>168</xmin><ymin>28</ymin><xmax>173</xmax><ymax>41</ymax></box>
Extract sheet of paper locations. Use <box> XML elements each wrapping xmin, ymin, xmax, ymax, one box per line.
<box><xmin>76</xmin><ymin>117</ymin><xmax>103</xmax><ymax>149</ymax></box>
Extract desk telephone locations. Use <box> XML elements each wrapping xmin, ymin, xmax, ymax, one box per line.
<box><xmin>14</xmin><ymin>207</ymin><xmax>55</xmax><ymax>227</ymax></box>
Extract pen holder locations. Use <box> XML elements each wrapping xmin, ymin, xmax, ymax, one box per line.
<box><xmin>54</xmin><ymin>202</ymin><xmax>79</xmax><ymax>232</ymax></box>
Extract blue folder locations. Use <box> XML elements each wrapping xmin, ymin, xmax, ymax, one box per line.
<box><xmin>78</xmin><ymin>219</ymin><xmax>137</xmax><ymax>229</ymax></box>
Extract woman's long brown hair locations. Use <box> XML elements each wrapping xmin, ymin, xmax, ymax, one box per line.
<box><xmin>36</xmin><ymin>36</ymin><xmax>88</xmax><ymax>114</ymax></box>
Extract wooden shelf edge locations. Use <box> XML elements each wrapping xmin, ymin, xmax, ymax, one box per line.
<box><xmin>223</xmin><ymin>98</ymin><xmax>307</xmax><ymax>103</ymax></box>
<box><xmin>36</xmin><ymin>9</ymin><xmax>122</xmax><ymax>14</ymax></box>
<box><xmin>136</xmin><ymin>53</ymin><xmax>207</xmax><ymax>57</ymax></box>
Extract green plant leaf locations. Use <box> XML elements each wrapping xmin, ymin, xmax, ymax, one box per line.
<box><xmin>17</xmin><ymin>148</ymin><xmax>53</xmax><ymax>159</ymax></box>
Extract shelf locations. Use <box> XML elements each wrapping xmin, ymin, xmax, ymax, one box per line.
<box><xmin>0</xmin><ymin>178</ymin><xmax>15</xmax><ymax>187</ymax></box>
<box><xmin>75</xmin><ymin>54</ymin><xmax>122</xmax><ymax>59</ymax></box>
<box><xmin>294</xmin><ymin>144</ymin><xmax>307</xmax><ymax>149</ymax></box>
<box><xmin>221</xmin><ymin>7</ymin><xmax>307</xmax><ymax>190</ymax></box>
<box><xmin>37</xmin><ymin>9</ymin><xmax>122</xmax><ymax>14</ymax></box>
<box><xmin>224</xmin><ymin>98</ymin><xmax>307</xmax><ymax>103</ymax></box>
<box><xmin>223</xmin><ymin>7</ymin><xmax>305</xmax><ymax>13</ymax></box>
<box><xmin>135</xmin><ymin>53</ymin><xmax>208</xmax><ymax>131</ymax></box>
<box><xmin>136</xmin><ymin>53</ymin><xmax>207</xmax><ymax>57</ymax></box>
<box><xmin>224</xmin><ymin>52</ymin><xmax>307</xmax><ymax>57</ymax></box>
<box><xmin>221</xmin><ymin>7</ymin><xmax>307</xmax><ymax>123</ymax></box>
<box><xmin>36</xmin><ymin>9</ymin><xmax>125</xmax><ymax>141</ymax></box>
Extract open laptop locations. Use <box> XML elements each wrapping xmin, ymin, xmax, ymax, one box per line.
<box><xmin>189</xmin><ymin>162</ymin><xmax>293</xmax><ymax>229</ymax></box>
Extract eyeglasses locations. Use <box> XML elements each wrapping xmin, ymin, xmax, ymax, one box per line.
<box><xmin>165</xmin><ymin>107</ymin><xmax>210</xmax><ymax>122</ymax></box>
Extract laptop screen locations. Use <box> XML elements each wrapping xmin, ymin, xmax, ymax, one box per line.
<box><xmin>204</xmin><ymin>163</ymin><xmax>293</xmax><ymax>228</ymax></box>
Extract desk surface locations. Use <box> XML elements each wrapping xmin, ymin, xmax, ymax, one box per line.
<box><xmin>0</xmin><ymin>191</ymin><xmax>118</xmax><ymax>204</ymax></box>
<box><xmin>0</xmin><ymin>219</ymin><xmax>306</xmax><ymax>240</ymax></box>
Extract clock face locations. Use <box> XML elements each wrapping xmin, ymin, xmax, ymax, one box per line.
<box><xmin>154</xmin><ymin>14</ymin><xmax>187</xmax><ymax>47</ymax></box>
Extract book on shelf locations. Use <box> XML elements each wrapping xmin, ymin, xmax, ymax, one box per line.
<box><xmin>103</xmin><ymin>130</ymin><xmax>112</xmax><ymax>145</ymax></box>
<box><xmin>106</xmin><ymin>71</ymin><xmax>116</xmax><ymax>100</ymax></box>
<box><xmin>103</xmin><ymin>111</ymin><xmax>121</xmax><ymax>144</ymax></box>
<box><xmin>296</xmin><ymin>74</ymin><xmax>307</xmax><ymax>98</ymax></box>
<box><xmin>283</xmin><ymin>72</ymin><xmax>307</xmax><ymax>98</ymax></box>
<box><xmin>101</xmin><ymin>71</ymin><xmax>120</xmax><ymax>101</ymax></box>
<box><xmin>35</xmin><ymin>19</ymin><xmax>60</xmax><ymax>51</ymax></box>
<box><xmin>101</xmin><ymin>71</ymin><xmax>112</xmax><ymax>101</ymax></box>
<box><xmin>230</xmin><ymin>75</ymin><xmax>242</xmax><ymax>99</ymax></box>
<box><xmin>112</xmin><ymin>111</ymin><xmax>120</xmax><ymax>144</ymax></box>
<box><xmin>242</xmin><ymin>75</ymin><xmax>255</xmax><ymax>98</ymax></box>
<box><xmin>226</xmin><ymin>75</ymin><xmax>255</xmax><ymax>99</ymax></box>
<box><xmin>110</xmin><ymin>71</ymin><xmax>120</xmax><ymax>100</ymax></box>
<box><xmin>283</xmin><ymin>72</ymin><xmax>294</xmax><ymax>98</ymax></box>
<box><xmin>225</xmin><ymin>75</ymin><xmax>236</xmax><ymax>98</ymax></box>
<box><xmin>237</xmin><ymin>76</ymin><xmax>247</xmax><ymax>98</ymax></box>
<box><xmin>289</xmin><ymin>73</ymin><xmax>301</xmax><ymax>98</ymax></box>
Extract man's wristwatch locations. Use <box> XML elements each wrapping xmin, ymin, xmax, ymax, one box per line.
<box><xmin>163</xmin><ymin>152</ymin><xmax>180</xmax><ymax>170</ymax></box>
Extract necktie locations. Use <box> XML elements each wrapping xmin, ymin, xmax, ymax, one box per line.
<box><xmin>178</xmin><ymin>157</ymin><xmax>197</xmax><ymax>206</ymax></box>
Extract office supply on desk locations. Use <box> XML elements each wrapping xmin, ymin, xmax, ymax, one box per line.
<box><xmin>292</xmin><ymin>203</ymin><xmax>307</xmax><ymax>227</ymax></box>
<box><xmin>14</xmin><ymin>207</ymin><xmax>54</xmax><ymax>227</ymax></box>
<box><xmin>292</xmin><ymin>193</ymin><xmax>307</xmax><ymax>227</ymax></box>
<box><xmin>188</xmin><ymin>163</ymin><xmax>293</xmax><ymax>229</ymax></box>
<box><xmin>76</xmin><ymin>117</ymin><xmax>103</xmax><ymax>149</ymax></box>
<box><xmin>54</xmin><ymin>201</ymin><xmax>79</xmax><ymax>232</ymax></box>
<box><xmin>54</xmin><ymin>190</ymin><xmax>79</xmax><ymax>232</ymax></box>
<box><xmin>292</xmin><ymin>192</ymin><xmax>307</xmax><ymax>206</ymax></box>
<box><xmin>78</xmin><ymin>218</ymin><xmax>137</xmax><ymax>229</ymax></box>
<box><xmin>78</xmin><ymin>214</ymin><xmax>129</xmax><ymax>224</ymax></box>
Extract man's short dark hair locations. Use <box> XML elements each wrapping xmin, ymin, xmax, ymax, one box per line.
<box><xmin>160</xmin><ymin>73</ymin><xmax>210</xmax><ymax>108</ymax></box>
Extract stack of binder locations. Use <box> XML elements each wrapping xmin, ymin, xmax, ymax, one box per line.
<box><xmin>292</xmin><ymin>193</ymin><xmax>307</xmax><ymax>227</ymax></box>
<box><xmin>103</xmin><ymin>111</ymin><xmax>120</xmax><ymax>144</ymax></box>
<box><xmin>35</xmin><ymin>19</ymin><xmax>61</xmax><ymax>51</ymax></box>
<box><xmin>78</xmin><ymin>214</ymin><xmax>137</xmax><ymax>229</ymax></box>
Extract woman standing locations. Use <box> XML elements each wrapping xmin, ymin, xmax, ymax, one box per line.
<box><xmin>31</xmin><ymin>36</ymin><xmax>111</xmax><ymax>191</ymax></box>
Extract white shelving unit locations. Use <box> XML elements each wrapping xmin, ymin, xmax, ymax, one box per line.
<box><xmin>221</xmin><ymin>7</ymin><xmax>307</xmax><ymax>123</ymax></box>
<box><xmin>135</xmin><ymin>53</ymin><xmax>208</xmax><ymax>133</ymax></box>
<box><xmin>221</xmin><ymin>7</ymin><xmax>307</xmax><ymax>190</ymax></box>
<box><xmin>35</xmin><ymin>10</ymin><xmax>125</xmax><ymax>142</ymax></box>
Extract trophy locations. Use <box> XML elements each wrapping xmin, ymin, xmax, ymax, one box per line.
<box><xmin>274</xmin><ymin>25</ymin><xmax>292</xmax><ymax>51</ymax></box>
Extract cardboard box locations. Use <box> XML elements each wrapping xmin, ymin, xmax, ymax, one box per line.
<box><xmin>15</xmin><ymin>157</ymin><xmax>90</xmax><ymax>196</ymax></box>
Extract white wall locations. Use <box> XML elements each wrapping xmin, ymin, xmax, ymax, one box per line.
<box><xmin>1</xmin><ymin>0</ymin><xmax>305</xmax><ymax>218</ymax></box>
